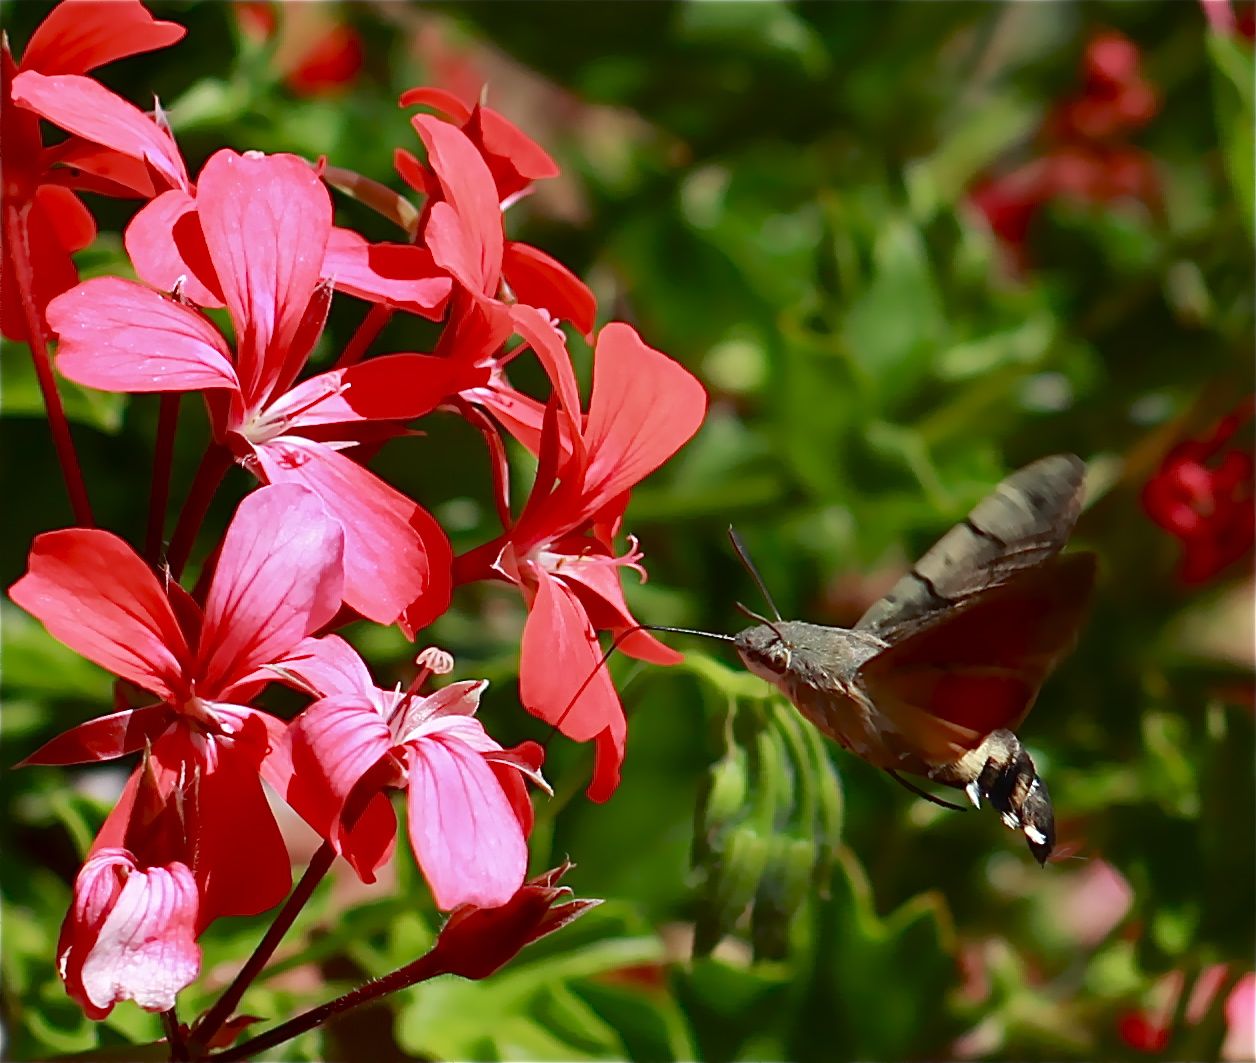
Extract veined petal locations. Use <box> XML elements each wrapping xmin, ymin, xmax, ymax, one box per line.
<box><xmin>125</xmin><ymin>190</ymin><xmax>223</xmax><ymax>307</ymax></box>
<box><xmin>21</xmin><ymin>705</ymin><xmax>173</xmax><ymax>766</ymax></box>
<box><xmin>272</xmin><ymin>634</ymin><xmax>375</xmax><ymax>699</ymax></box>
<box><xmin>197</xmin><ymin>485</ymin><xmax>345</xmax><ymax>696</ymax></box>
<box><xmin>285</xmin><ymin>693</ymin><xmax>397</xmax><ymax>881</ymax></box>
<box><xmin>518</xmin><ymin>569</ymin><xmax>626</xmax><ymax>800</ymax></box>
<box><xmin>413</xmin><ymin>115</ymin><xmax>503</xmax><ymax>296</ymax></box>
<box><xmin>324</xmin><ymin>227</ymin><xmax>451</xmax><ymax>319</ymax></box>
<box><xmin>11</xmin><ymin>72</ymin><xmax>187</xmax><ymax>190</ymax></box>
<box><xmin>396</xmin><ymin>680</ymin><xmax>487</xmax><ymax>743</ymax></box>
<box><xmin>195</xmin><ymin>150</ymin><xmax>331</xmax><ymax>401</ymax></box>
<box><xmin>504</xmin><ymin>243</ymin><xmax>596</xmax><ymax>339</ymax></box>
<box><xmin>49</xmin><ymin>277</ymin><xmax>238</xmax><ymax>394</ymax></box>
<box><xmin>21</xmin><ymin>0</ymin><xmax>185</xmax><ymax>75</ymax></box>
<box><xmin>254</xmin><ymin>440</ymin><xmax>451</xmax><ymax>628</ymax></box>
<box><xmin>405</xmin><ymin>737</ymin><xmax>528</xmax><ymax>910</ymax></box>
<box><xmin>59</xmin><ymin>851</ymin><xmax>199</xmax><ymax>1021</ymax></box>
<box><xmin>509</xmin><ymin>305</ymin><xmax>582</xmax><ymax>429</ymax></box>
<box><xmin>467</xmin><ymin>105</ymin><xmax>561</xmax><ymax>205</ymax></box>
<box><xmin>581</xmin><ymin>323</ymin><xmax>707</xmax><ymax>515</ymax></box>
<box><xmin>9</xmin><ymin>530</ymin><xmax>187</xmax><ymax>698</ymax></box>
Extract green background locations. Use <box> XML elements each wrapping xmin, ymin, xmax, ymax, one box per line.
<box><xmin>1</xmin><ymin>2</ymin><xmax>1252</xmax><ymax>1060</ymax></box>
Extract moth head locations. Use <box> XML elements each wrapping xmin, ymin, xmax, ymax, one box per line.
<box><xmin>734</xmin><ymin>623</ymin><xmax>793</xmax><ymax>678</ymax></box>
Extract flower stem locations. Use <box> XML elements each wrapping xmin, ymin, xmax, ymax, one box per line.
<box><xmin>190</xmin><ymin>842</ymin><xmax>337</xmax><ymax>1054</ymax></box>
<box><xmin>146</xmin><ymin>394</ymin><xmax>182</xmax><ymax>565</ymax></box>
<box><xmin>166</xmin><ymin>443</ymin><xmax>233</xmax><ymax>580</ymax></box>
<box><xmin>4</xmin><ymin>203</ymin><xmax>94</xmax><ymax>526</ymax></box>
<box><xmin>209</xmin><ymin>942</ymin><xmax>446</xmax><ymax>1062</ymax></box>
<box><xmin>161</xmin><ymin>1006</ymin><xmax>188</xmax><ymax>1061</ymax></box>
<box><xmin>335</xmin><ymin>302</ymin><xmax>394</xmax><ymax>369</ymax></box>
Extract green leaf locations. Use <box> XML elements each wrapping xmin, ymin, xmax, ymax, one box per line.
<box><xmin>1207</xmin><ymin>31</ymin><xmax>1256</xmax><ymax>238</ymax></box>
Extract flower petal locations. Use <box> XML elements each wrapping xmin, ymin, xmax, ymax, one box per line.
<box><xmin>467</xmin><ymin>105</ymin><xmax>560</xmax><ymax>205</ymax></box>
<box><xmin>554</xmin><ymin>560</ymin><xmax>681</xmax><ymax>665</ymax></box>
<box><xmin>9</xmin><ymin>529</ymin><xmax>188</xmax><ymax>698</ymax></box>
<box><xmin>396</xmin><ymin>680</ymin><xmax>488</xmax><ymax>745</ymax></box>
<box><xmin>196</xmin><ymin>484</ymin><xmax>345</xmax><ymax>695</ymax></box>
<box><xmin>60</xmin><ymin>851</ymin><xmax>199</xmax><ymax>1021</ymax></box>
<box><xmin>504</xmin><ymin>243</ymin><xmax>596</xmax><ymax>339</ymax></box>
<box><xmin>272</xmin><ymin>634</ymin><xmax>375</xmax><ymax>699</ymax></box>
<box><xmin>254</xmin><ymin>439</ymin><xmax>451</xmax><ymax>628</ymax></box>
<box><xmin>323</xmin><ymin>226</ymin><xmax>451</xmax><ymax>319</ymax></box>
<box><xmin>518</xmin><ymin>568</ymin><xmax>626</xmax><ymax>801</ymax></box>
<box><xmin>125</xmin><ymin>189</ymin><xmax>223</xmax><ymax>306</ymax></box>
<box><xmin>21</xmin><ymin>705</ymin><xmax>173</xmax><ymax>766</ymax></box>
<box><xmin>49</xmin><ymin>277</ymin><xmax>238</xmax><ymax>394</ymax></box>
<box><xmin>581</xmin><ymin>323</ymin><xmax>707</xmax><ymax>515</ymax></box>
<box><xmin>11</xmin><ymin>72</ymin><xmax>187</xmax><ymax>190</ymax></box>
<box><xmin>21</xmin><ymin>0</ymin><xmax>184</xmax><ymax>74</ymax></box>
<box><xmin>405</xmin><ymin>736</ymin><xmax>528</xmax><ymax>909</ymax></box>
<box><xmin>194</xmin><ymin>150</ymin><xmax>331</xmax><ymax>400</ymax></box>
<box><xmin>413</xmin><ymin>115</ymin><xmax>503</xmax><ymax>296</ymax></box>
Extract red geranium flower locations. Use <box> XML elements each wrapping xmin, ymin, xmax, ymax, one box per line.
<box><xmin>456</xmin><ymin>321</ymin><xmax>707</xmax><ymax>801</ymax></box>
<box><xmin>1</xmin><ymin>0</ymin><xmax>185</xmax><ymax>340</ymax></box>
<box><xmin>47</xmin><ymin>149</ymin><xmax>475</xmax><ymax>627</ymax></box>
<box><xmin>10</xmin><ymin>484</ymin><xmax>345</xmax><ymax>927</ymax></box>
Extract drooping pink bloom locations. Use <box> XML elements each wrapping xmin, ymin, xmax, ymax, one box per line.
<box><xmin>1</xmin><ymin>0</ymin><xmax>185</xmax><ymax>340</ymax></box>
<box><xmin>273</xmin><ymin>635</ymin><xmax>546</xmax><ymax>909</ymax></box>
<box><xmin>10</xmin><ymin>484</ymin><xmax>345</xmax><ymax>926</ymax></box>
<box><xmin>58</xmin><ymin>848</ymin><xmax>200</xmax><ymax>1020</ymax></box>
<box><xmin>455</xmin><ymin>321</ymin><xmax>707</xmax><ymax>801</ymax></box>
<box><xmin>1142</xmin><ymin>399</ymin><xmax>1255</xmax><ymax>584</ymax></box>
<box><xmin>47</xmin><ymin>149</ymin><xmax>476</xmax><ymax>627</ymax></box>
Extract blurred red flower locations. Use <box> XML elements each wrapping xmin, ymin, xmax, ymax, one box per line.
<box><xmin>1142</xmin><ymin>400</ymin><xmax>1255</xmax><ymax>585</ymax></box>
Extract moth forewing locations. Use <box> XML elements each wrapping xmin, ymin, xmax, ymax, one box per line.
<box><xmin>856</xmin><ymin>454</ymin><xmax>1087</xmax><ymax>644</ymax></box>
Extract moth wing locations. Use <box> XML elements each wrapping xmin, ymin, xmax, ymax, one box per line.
<box><xmin>856</xmin><ymin>454</ymin><xmax>1087</xmax><ymax>644</ymax></box>
<box><xmin>855</xmin><ymin>552</ymin><xmax>1096</xmax><ymax>767</ymax></box>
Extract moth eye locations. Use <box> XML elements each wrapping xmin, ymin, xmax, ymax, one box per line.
<box><xmin>766</xmin><ymin>645</ymin><xmax>790</xmax><ymax>672</ymax></box>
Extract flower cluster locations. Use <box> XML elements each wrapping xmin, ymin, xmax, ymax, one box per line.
<box><xmin>1141</xmin><ymin>399</ymin><xmax>1255</xmax><ymax>585</ymax></box>
<box><xmin>970</xmin><ymin>30</ymin><xmax>1159</xmax><ymax>269</ymax></box>
<box><xmin>3</xmin><ymin>0</ymin><xmax>704</xmax><ymax>1049</ymax></box>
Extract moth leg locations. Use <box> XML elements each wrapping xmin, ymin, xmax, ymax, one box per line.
<box><xmin>885</xmin><ymin>769</ymin><xmax>968</xmax><ymax>812</ymax></box>
<box><xmin>931</xmin><ymin>729</ymin><xmax>1056</xmax><ymax>865</ymax></box>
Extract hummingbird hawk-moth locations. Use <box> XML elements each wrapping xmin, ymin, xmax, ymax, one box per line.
<box><xmin>639</xmin><ymin>454</ymin><xmax>1095</xmax><ymax>864</ymax></box>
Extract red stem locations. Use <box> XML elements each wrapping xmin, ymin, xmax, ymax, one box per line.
<box><xmin>146</xmin><ymin>394</ymin><xmax>182</xmax><ymax>565</ymax></box>
<box><xmin>189</xmin><ymin>843</ymin><xmax>337</xmax><ymax>1055</ymax></box>
<box><xmin>209</xmin><ymin>943</ymin><xmax>447</xmax><ymax>1062</ymax></box>
<box><xmin>335</xmin><ymin>302</ymin><xmax>394</xmax><ymax>369</ymax></box>
<box><xmin>162</xmin><ymin>1007</ymin><xmax>188</xmax><ymax>1062</ymax></box>
<box><xmin>166</xmin><ymin>444</ymin><xmax>233</xmax><ymax>580</ymax></box>
<box><xmin>4</xmin><ymin>203</ymin><xmax>94</xmax><ymax>526</ymax></box>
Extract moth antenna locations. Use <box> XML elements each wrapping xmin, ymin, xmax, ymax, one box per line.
<box><xmin>734</xmin><ymin>601</ymin><xmax>787</xmax><ymax>643</ymax></box>
<box><xmin>728</xmin><ymin>525</ymin><xmax>783</xmax><ymax>621</ymax></box>
<box><xmin>886</xmin><ymin>769</ymin><xmax>969</xmax><ymax>812</ymax></box>
<box><xmin>543</xmin><ymin>623</ymin><xmax>734</xmax><ymax>748</ymax></box>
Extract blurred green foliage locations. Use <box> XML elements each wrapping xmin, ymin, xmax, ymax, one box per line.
<box><xmin>1</xmin><ymin>1</ymin><xmax>1253</xmax><ymax>1060</ymax></box>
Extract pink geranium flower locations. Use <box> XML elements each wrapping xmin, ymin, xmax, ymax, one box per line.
<box><xmin>456</xmin><ymin>321</ymin><xmax>707</xmax><ymax>801</ymax></box>
<box><xmin>58</xmin><ymin>848</ymin><xmax>200</xmax><ymax>1021</ymax></box>
<box><xmin>47</xmin><ymin>149</ymin><xmax>478</xmax><ymax>627</ymax></box>
<box><xmin>274</xmin><ymin>635</ymin><xmax>546</xmax><ymax>909</ymax></box>
<box><xmin>10</xmin><ymin>484</ymin><xmax>345</xmax><ymax>927</ymax></box>
<box><xmin>1</xmin><ymin>0</ymin><xmax>185</xmax><ymax>340</ymax></box>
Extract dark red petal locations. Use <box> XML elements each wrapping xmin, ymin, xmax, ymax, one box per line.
<box><xmin>323</xmin><ymin>227</ymin><xmax>451</xmax><ymax>319</ymax></box>
<box><xmin>20</xmin><ymin>705</ymin><xmax>173</xmax><ymax>766</ymax></box>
